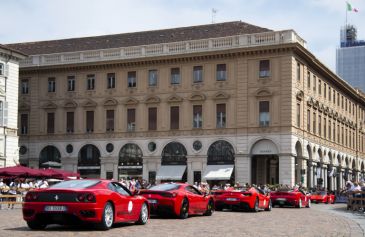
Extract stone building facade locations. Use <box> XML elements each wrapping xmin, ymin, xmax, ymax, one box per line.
<box><xmin>7</xmin><ymin>21</ymin><xmax>365</xmax><ymax>189</ymax></box>
<box><xmin>0</xmin><ymin>44</ymin><xmax>26</xmax><ymax>167</ymax></box>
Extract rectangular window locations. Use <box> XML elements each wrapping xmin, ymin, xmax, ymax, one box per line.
<box><xmin>337</xmin><ymin>92</ymin><xmax>340</xmax><ymax>106</ymax></box>
<box><xmin>20</xmin><ymin>114</ymin><xmax>28</xmax><ymax>135</ymax></box>
<box><xmin>341</xmin><ymin>126</ymin><xmax>344</xmax><ymax>145</ymax></box>
<box><xmin>318</xmin><ymin>115</ymin><xmax>322</xmax><ymax>136</ymax></box>
<box><xmin>0</xmin><ymin>63</ymin><xmax>3</xmax><ymax>75</ymax></box>
<box><xmin>307</xmin><ymin>110</ymin><xmax>311</xmax><ymax>132</ymax></box>
<box><xmin>259</xmin><ymin>60</ymin><xmax>270</xmax><ymax>78</ymax></box>
<box><xmin>313</xmin><ymin>112</ymin><xmax>316</xmax><ymax>134</ymax></box>
<box><xmin>47</xmin><ymin>112</ymin><xmax>55</xmax><ymax>134</ymax></box>
<box><xmin>216</xmin><ymin>64</ymin><xmax>227</xmax><ymax>81</ymax></box>
<box><xmin>313</xmin><ymin>76</ymin><xmax>316</xmax><ymax>92</ymax></box>
<box><xmin>67</xmin><ymin>76</ymin><xmax>75</xmax><ymax>91</ymax></box>
<box><xmin>324</xmin><ymin>118</ymin><xmax>327</xmax><ymax>138</ymax></box>
<box><xmin>318</xmin><ymin>79</ymin><xmax>322</xmax><ymax>95</ymax></box>
<box><xmin>193</xmin><ymin>105</ymin><xmax>203</xmax><ymax>128</ymax></box>
<box><xmin>296</xmin><ymin>62</ymin><xmax>300</xmax><ymax>81</ymax></box>
<box><xmin>328</xmin><ymin>119</ymin><xmax>331</xmax><ymax>140</ymax></box>
<box><xmin>193</xmin><ymin>66</ymin><xmax>203</xmax><ymax>83</ymax></box>
<box><xmin>324</xmin><ymin>83</ymin><xmax>327</xmax><ymax>99</ymax></box>
<box><xmin>171</xmin><ymin>68</ymin><xmax>180</xmax><ymax>84</ymax></box>
<box><xmin>21</xmin><ymin>79</ymin><xmax>29</xmax><ymax>94</ymax></box>
<box><xmin>106</xmin><ymin>110</ymin><xmax>114</xmax><ymax>132</ymax></box>
<box><xmin>86</xmin><ymin>111</ymin><xmax>94</xmax><ymax>133</ymax></box>
<box><xmin>107</xmin><ymin>73</ymin><xmax>116</xmax><ymax>89</ymax></box>
<box><xmin>329</xmin><ymin>87</ymin><xmax>331</xmax><ymax>102</ymax></box>
<box><xmin>87</xmin><ymin>74</ymin><xmax>95</xmax><ymax>90</ymax></box>
<box><xmin>66</xmin><ymin>112</ymin><xmax>74</xmax><ymax>133</ymax></box>
<box><xmin>48</xmin><ymin>77</ymin><xmax>56</xmax><ymax>92</ymax></box>
<box><xmin>333</xmin><ymin>91</ymin><xmax>336</xmax><ymax>104</ymax></box>
<box><xmin>148</xmin><ymin>70</ymin><xmax>158</xmax><ymax>87</ymax></box>
<box><xmin>259</xmin><ymin>101</ymin><xmax>270</xmax><ymax>127</ymax></box>
<box><xmin>148</xmin><ymin>107</ymin><xmax>157</xmax><ymax>130</ymax></box>
<box><xmin>349</xmin><ymin>102</ymin><xmax>352</xmax><ymax>114</ymax></box>
<box><xmin>333</xmin><ymin>122</ymin><xmax>336</xmax><ymax>141</ymax></box>
<box><xmin>307</xmin><ymin>71</ymin><xmax>311</xmax><ymax>89</ymax></box>
<box><xmin>337</xmin><ymin>125</ymin><xmax>340</xmax><ymax>143</ymax></box>
<box><xmin>128</xmin><ymin>71</ymin><xmax>137</xmax><ymax>88</ymax></box>
<box><xmin>170</xmin><ymin>106</ymin><xmax>179</xmax><ymax>130</ymax></box>
<box><xmin>127</xmin><ymin>108</ymin><xmax>136</xmax><ymax>131</ymax></box>
<box><xmin>345</xmin><ymin>128</ymin><xmax>348</xmax><ymax>146</ymax></box>
<box><xmin>341</xmin><ymin>96</ymin><xmax>344</xmax><ymax>109</ymax></box>
<box><xmin>296</xmin><ymin>103</ymin><xmax>301</xmax><ymax>127</ymax></box>
<box><xmin>216</xmin><ymin>104</ymin><xmax>226</xmax><ymax>128</ymax></box>
<box><xmin>345</xmin><ymin>99</ymin><xmax>348</xmax><ymax>111</ymax></box>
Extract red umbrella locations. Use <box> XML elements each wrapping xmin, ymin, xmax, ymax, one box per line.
<box><xmin>0</xmin><ymin>165</ymin><xmax>51</xmax><ymax>178</ymax></box>
<box><xmin>41</xmin><ymin>168</ymin><xmax>80</xmax><ymax>179</ymax></box>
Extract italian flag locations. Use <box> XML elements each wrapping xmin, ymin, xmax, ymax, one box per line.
<box><xmin>347</xmin><ymin>1</ymin><xmax>359</xmax><ymax>12</ymax></box>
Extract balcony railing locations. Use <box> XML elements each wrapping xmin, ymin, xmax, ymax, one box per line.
<box><xmin>19</xmin><ymin>30</ymin><xmax>306</xmax><ymax>68</ymax></box>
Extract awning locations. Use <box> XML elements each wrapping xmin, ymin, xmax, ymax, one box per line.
<box><xmin>156</xmin><ymin>165</ymin><xmax>186</xmax><ymax>180</ymax></box>
<box><xmin>203</xmin><ymin>165</ymin><xmax>234</xmax><ymax>180</ymax></box>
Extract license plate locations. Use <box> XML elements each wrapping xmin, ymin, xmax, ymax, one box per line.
<box><xmin>226</xmin><ymin>198</ymin><xmax>238</xmax><ymax>201</ymax></box>
<box><xmin>276</xmin><ymin>198</ymin><xmax>286</xmax><ymax>201</ymax></box>
<box><xmin>148</xmin><ymin>199</ymin><xmax>158</xmax><ymax>204</ymax></box>
<box><xmin>44</xmin><ymin>205</ymin><xmax>67</xmax><ymax>212</ymax></box>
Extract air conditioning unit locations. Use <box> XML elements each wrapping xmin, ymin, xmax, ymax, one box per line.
<box><xmin>127</xmin><ymin>123</ymin><xmax>135</xmax><ymax>131</ymax></box>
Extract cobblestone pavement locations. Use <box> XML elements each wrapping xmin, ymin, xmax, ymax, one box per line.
<box><xmin>0</xmin><ymin>204</ymin><xmax>363</xmax><ymax>237</ymax></box>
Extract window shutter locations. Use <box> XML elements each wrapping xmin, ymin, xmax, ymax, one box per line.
<box><xmin>4</xmin><ymin>101</ymin><xmax>8</xmax><ymax>126</ymax></box>
<box><xmin>4</xmin><ymin>64</ymin><xmax>9</xmax><ymax>77</ymax></box>
<box><xmin>148</xmin><ymin>107</ymin><xmax>157</xmax><ymax>130</ymax></box>
<box><xmin>0</xmin><ymin>102</ymin><xmax>3</xmax><ymax>126</ymax></box>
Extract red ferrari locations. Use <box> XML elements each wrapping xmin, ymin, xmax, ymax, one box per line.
<box><xmin>139</xmin><ymin>183</ymin><xmax>214</xmax><ymax>219</ymax></box>
<box><xmin>211</xmin><ymin>187</ymin><xmax>272</xmax><ymax>212</ymax></box>
<box><xmin>310</xmin><ymin>191</ymin><xmax>335</xmax><ymax>204</ymax></box>
<box><xmin>23</xmin><ymin>179</ymin><xmax>149</xmax><ymax>230</ymax></box>
<box><xmin>270</xmin><ymin>189</ymin><xmax>311</xmax><ymax>208</ymax></box>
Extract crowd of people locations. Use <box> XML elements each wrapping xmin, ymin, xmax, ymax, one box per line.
<box><xmin>0</xmin><ymin>178</ymin><xmax>49</xmax><ymax>209</ymax></box>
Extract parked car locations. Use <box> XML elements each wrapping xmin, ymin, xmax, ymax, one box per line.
<box><xmin>310</xmin><ymin>191</ymin><xmax>335</xmax><ymax>204</ymax></box>
<box><xmin>23</xmin><ymin>179</ymin><xmax>149</xmax><ymax>230</ymax></box>
<box><xmin>139</xmin><ymin>183</ymin><xmax>214</xmax><ymax>219</ymax></box>
<box><xmin>211</xmin><ymin>187</ymin><xmax>271</xmax><ymax>212</ymax></box>
<box><xmin>270</xmin><ymin>188</ymin><xmax>311</xmax><ymax>208</ymax></box>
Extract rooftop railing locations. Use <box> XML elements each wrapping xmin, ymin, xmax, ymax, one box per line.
<box><xmin>19</xmin><ymin>30</ymin><xmax>306</xmax><ymax>68</ymax></box>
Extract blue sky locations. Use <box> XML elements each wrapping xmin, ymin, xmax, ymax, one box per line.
<box><xmin>1</xmin><ymin>0</ymin><xmax>364</xmax><ymax>71</ymax></box>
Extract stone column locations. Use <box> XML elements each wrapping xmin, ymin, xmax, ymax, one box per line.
<box><xmin>313</xmin><ymin>164</ymin><xmax>317</xmax><ymax>187</ymax></box>
<box><xmin>307</xmin><ymin>162</ymin><xmax>313</xmax><ymax>189</ymax></box>
<box><xmin>187</xmin><ymin>156</ymin><xmax>194</xmax><ymax>184</ymax></box>
<box><xmin>235</xmin><ymin>154</ymin><xmax>251</xmax><ymax>185</ymax></box>
<box><xmin>302</xmin><ymin>159</ymin><xmax>308</xmax><ymax>187</ymax></box>
<box><xmin>323</xmin><ymin>166</ymin><xmax>327</xmax><ymax>190</ymax></box>
<box><xmin>279</xmin><ymin>155</ymin><xmax>295</xmax><ymax>186</ymax></box>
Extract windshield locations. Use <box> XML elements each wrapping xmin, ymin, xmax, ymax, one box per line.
<box><xmin>315</xmin><ymin>191</ymin><xmax>327</xmax><ymax>195</ymax></box>
<box><xmin>149</xmin><ymin>183</ymin><xmax>180</xmax><ymax>191</ymax></box>
<box><xmin>50</xmin><ymin>180</ymin><xmax>100</xmax><ymax>189</ymax></box>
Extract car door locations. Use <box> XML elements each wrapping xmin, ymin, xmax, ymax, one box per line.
<box><xmin>111</xmin><ymin>182</ymin><xmax>132</xmax><ymax>220</ymax></box>
<box><xmin>185</xmin><ymin>186</ymin><xmax>202</xmax><ymax>213</ymax></box>
<box><xmin>190</xmin><ymin>185</ymin><xmax>207</xmax><ymax>211</ymax></box>
<box><xmin>254</xmin><ymin>188</ymin><xmax>265</xmax><ymax>208</ymax></box>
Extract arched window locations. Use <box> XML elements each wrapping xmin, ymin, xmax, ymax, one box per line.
<box><xmin>207</xmin><ymin>140</ymin><xmax>234</xmax><ymax>165</ymax></box>
<box><xmin>78</xmin><ymin>144</ymin><xmax>100</xmax><ymax>166</ymax></box>
<box><xmin>119</xmin><ymin>143</ymin><xmax>143</xmax><ymax>166</ymax></box>
<box><xmin>39</xmin><ymin>146</ymin><xmax>61</xmax><ymax>168</ymax></box>
<box><xmin>161</xmin><ymin>142</ymin><xmax>187</xmax><ymax>165</ymax></box>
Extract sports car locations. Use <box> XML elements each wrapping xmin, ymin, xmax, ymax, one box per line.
<box><xmin>211</xmin><ymin>187</ymin><xmax>271</xmax><ymax>212</ymax></box>
<box><xmin>270</xmin><ymin>188</ymin><xmax>311</xmax><ymax>208</ymax></box>
<box><xmin>310</xmin><ymin>191</ymin><xmax>335</xmax><ymax>204</ymax></box>
<box><xmin>139</xmin><ymin>183</ymin><xmax>214</xmax><ymax>219</ymax></box>
<box><xmin>22</xmin><ymin>179</ymin><xmax>149</xmax><ymax>230</ymax></box>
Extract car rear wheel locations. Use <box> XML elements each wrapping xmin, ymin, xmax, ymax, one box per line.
<box><xmin>297</xmin><ymin>199</ymin><xmax>302</xmax><ymax>208</ymax></box>
<box><xmin>252</xmin><ymin>198</ymin><xmax>259</xmax><ymax>212</ymax></box>
<box><xmin>204</xmin><ymin>199</ymin><xmax>214</xmax><ymax>216</ymax></box>
<box><xmin>98</xmin><ymin>202</ymin><xmax>114</xmax><ymax>230</ymax></box>
<box><xmin>136</xmin><ymin>202</ymin><xmax>149</xmax><ymax>225</ymax></box>
<box><xmin>179</xmin><ymin>198</ymin><xmax>189</xmax><ymax>219</ymax></box>
<box><xmin>265</xmin><ymin>200</ymin><xmax>272</xmax><ymax>211</ymax></box>
<box><xmin>27</xmin><ymin>220</ymin><xmax>46</xmax><ymax>230</ymax></box>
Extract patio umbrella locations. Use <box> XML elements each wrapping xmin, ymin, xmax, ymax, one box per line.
<box><xmin>40</xmin><ymin>161</ymin><xmax>62</xmax><ymax>168</ymax></box>
<box><xmin>0</xmin><ymin>165</ymin><xmax>51</xmax><ymax>178</ymax></box>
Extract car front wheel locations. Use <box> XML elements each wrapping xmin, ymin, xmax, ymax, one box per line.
<box><xmin>252</xmin><ymin>198</ymin><xmax>259</xmax><ymax>212</ymax></box>
<box><xmin>297</xmin><ymin>199</ymin><xmax>302</xmax><ymax>208</ymax></box>
<box><xmin>204</xmin><ymin>199</ymin><xmax>214</xmax><ymax>216</ymax></box>
<box><xmin>265</xmin><ymin>200</ymin><xmax>272</xmax><ymax>211</ymax></box>
<box><xmin>136</xmin><ymin>202</ymin><xmax>149</xmax><ymax>225</ymax></box>
<box><xmin>306</xmin><ymin>199</ymin><xmax>311</xmax><ymax>208</ymax></box>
